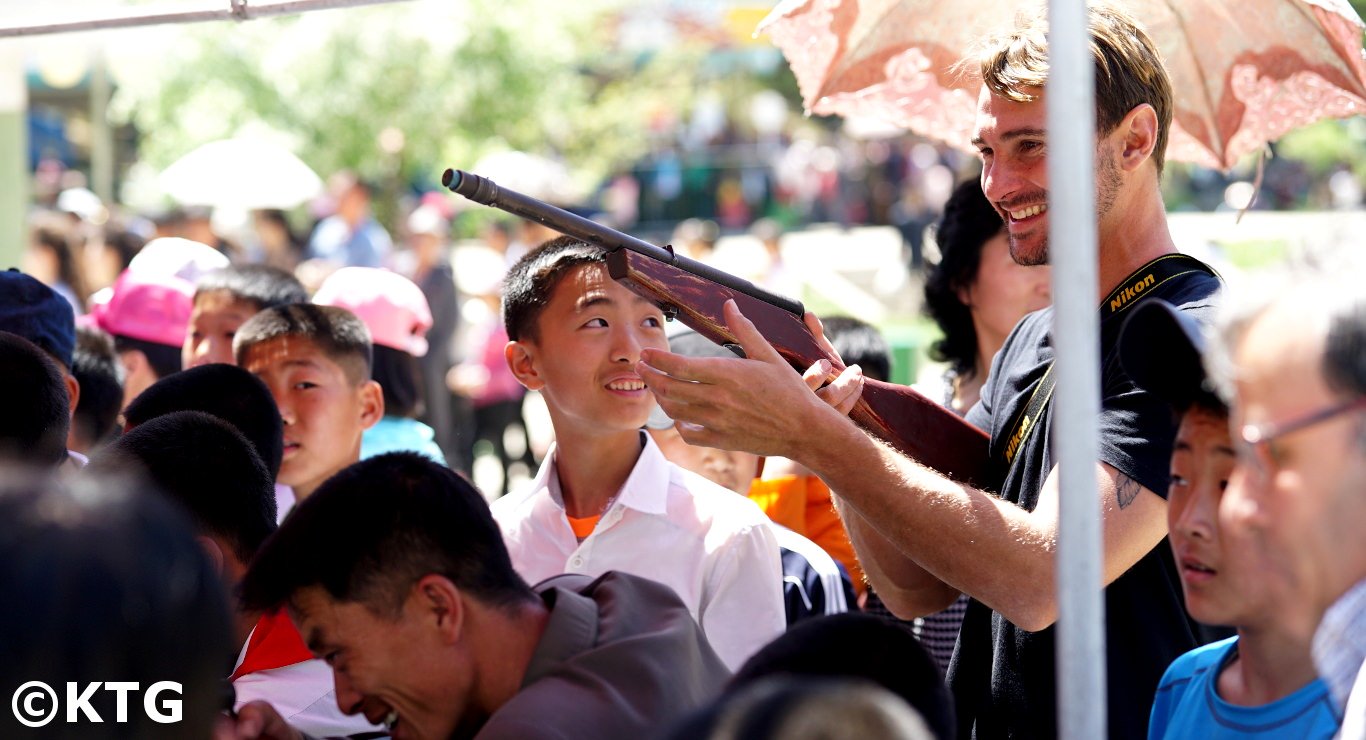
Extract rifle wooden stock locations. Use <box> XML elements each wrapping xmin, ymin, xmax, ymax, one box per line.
<box><xmin>443</xmin><ymin>167</ymin><xmax>992</xmax><ymax>485</ymax></box>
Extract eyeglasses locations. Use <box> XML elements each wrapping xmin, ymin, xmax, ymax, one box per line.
<box><xmin>1236</xmin><ymin>396</ymin><xmax>1366</xmax><ymax>480</ymax></box>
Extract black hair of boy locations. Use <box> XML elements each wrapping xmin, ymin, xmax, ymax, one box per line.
<box><xmin>71</xmin><ymin>326</ymin><xmax>125</xmax><ymax>453</ymax></box>
<box><xmin>194</xmin><ymin>264</ymin><xmax>308</xmax><ymax>311</ymax></box>
<box><xmin>233</xmin><ymin>303</ymin><xmax>373</xmax><ymax>385</ymax></box>
<box><xmin>0</xmin><ymin>472</ymin><xmax>233</xmax><ymax>739</ymax></box>
<box><xmin>112</xmin><ymin>334</ymin><xmax>183</xmax><ymax>378</ymax></box>
<box><xmin>89</xmin><ymin>410</ymin><xmax>276</xmax><ymax>564</ymax></box>
<box><xmin>502</xmin><ymin>236</ymin><xmax>608</xmax><ymax>342</ymax></box>
<box><xmin>241</xmin><ymin>452</ymin><xmax>533</xmax><ymax>615</ymax></box>
<box><xmin>123</xmin><ymin>363</ymin><xmax>285</xmax><ymax>478</ymax></box>
<box><xmin>373</xmin><ymin>344</ymin><xmax>424</xmax><ymax>418</ymax></box>
<box><xmin>821</xmin><ymin>316</ymin><xmax>892</xmax><ymax>384</ymax></box>
<box><xmin>0</xmin><ymin>331</ymin><xmax>71</xmax><ymax>467</ymax></box>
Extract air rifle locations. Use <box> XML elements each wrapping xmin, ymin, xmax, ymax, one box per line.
<box><xmin>443</xmin><ymin>168</ymin><xmax>991</xmax><ymax>486</ymax></box>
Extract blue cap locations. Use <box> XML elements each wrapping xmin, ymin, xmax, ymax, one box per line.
<box><xmin>0</xmin><ymin>269</ymin><xmax>76</xmax><ymax>368</ymax></box>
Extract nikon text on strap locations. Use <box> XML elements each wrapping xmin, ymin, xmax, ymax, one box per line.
<box><xmin>999</xmin><ymin>253</ymin><xmax>1217</xmax><ymax>467</ymax></box>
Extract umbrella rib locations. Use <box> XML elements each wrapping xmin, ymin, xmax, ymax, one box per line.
<box><xmin>1157</xmin><ymin>0</ymin><xmax>1226</xmax><ymax>164</ymax></box>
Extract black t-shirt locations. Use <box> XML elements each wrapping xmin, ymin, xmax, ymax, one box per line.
<box><xmin>949</xmin><ymin>263</ymin><xmax>1221</xmax><ymax>740</ymax></box>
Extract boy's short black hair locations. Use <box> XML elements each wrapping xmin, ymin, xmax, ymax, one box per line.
<box><xmin>194</xmin><ymin>264</ymin><xmax>308</xmax><ymax>312</ymax></box>
<box><xmin>240</xmin><ymin>452</ymin><xmax>534</xmax><ymax>616</ymax></box>
<box><xmin>372</xmin><ymin>345</ymin><xmax>423</xmax><ymax>419</ymax></box>
<box><xmin>502</xmin><ymin>236</ymin><xmax>608</xmax><ymax>342</ymax></box>
<box><xmin>72</xmin><ymin>326</ymin><xmax>124</xmax><ymax>452</ymax></box>
<box><xmin>123</xmin><ymin>363</ymin><xmax>285</xmax><ymax>478</ymax></box>
<box><xmin>112</xmin><ymin>334</ymin><xmax>183</xmax><ymax>378</ymax></box>
<box><xmin>89</xmin><ymin>410</ymin><xmax>276</xmax><ymax>564</ymax></box>
<box><xmin>233</xmin><ymin>303</ymin><xmax>372</xmax><ymax>385</ymax></box>
<box><xmin>0</xmin><ymin>331</ymin><xmax>71</xmax><ymax>467</ymax></box>
<box><xmin>0</xmin><ymin>471</ymin><xmax>233</xmax><ymax>740</ymax></box>
<box><xmin>821</xmin><ymin>316</ymin><xmax>892</xmax><ymax>384</ymax></box>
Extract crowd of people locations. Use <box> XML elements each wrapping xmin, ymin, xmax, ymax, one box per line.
<box><xmin>2</xmin><ymin>4</ymin><xmax>1365</xmax><ymax>740</ymax></box>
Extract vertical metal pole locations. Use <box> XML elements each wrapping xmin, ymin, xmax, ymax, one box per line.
<box><xmin>0</xmin><ymin>44</ymin><xmax>26</xmax><ymax>269</ymax></box>
<box><xmin>90</xmin><ymin>46</ymin><xmax>114</xmax><ymax>205</ymax></box>
<box><xmin>1047</xmin><ymin>0</ymin><xmax>1106</xmax><ymax>737</ymax></box>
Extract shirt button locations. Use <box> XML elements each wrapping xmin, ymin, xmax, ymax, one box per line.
<box><xmin>570</xmin><ymin>556</ymin><xmax>584</xmax><ymax>569</ymax></box>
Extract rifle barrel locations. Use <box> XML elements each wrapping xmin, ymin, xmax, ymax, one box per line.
<box><xmin>442</xmin><ymin>168</ymin><xmax>804</xmax><ymax>317</ymax></box>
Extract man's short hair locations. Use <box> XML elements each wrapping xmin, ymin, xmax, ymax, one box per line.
<box><xmin>0</xmin><ymin>331</ymin><xmax>71</xmax><ymax>467</ymax></box>
<box><xmin>194</xmin><ymin>264</ymin><xmax>309</xmax><ymax>313</ymax></box>
<box><xmin>502</xmin><ymin>236</ymin><xmax>607</xmax><ymax>342</ymax></box>
<box><xmin>240</xmin><ymin>453</ymin><xmax>534</xmax><ymax>616</ymax></box>
<box><xmin>977</xmin><ymin>3</ymin><xmax>1174</xmax><ymax>173</ymax></box>
<box><xmin>822</xmin><ymin>316</ymin><xmax>892</xmax><ymax>384</ymax></box>
<box><xmin>0</xmin><ymin>471</ymin><xmax>233</xmax><ymax>739</ymax></box>
<box><xmin>89</xmin><ymin>410</ymin><xmax>276</xmax><ymax>564</ymax></box>
<box><xmin>1210</xmin><ymin>247</ymin><xmax>1366</xmax><ymax>441</ymax></box>
<box><xmin>72</xmin><ymin>326</ymin><xmax>125</xmax><ymax>452</ymax></box>
<box><xmin>123</xmin><ymin>363</ymin><xmax>285</xmax><ymax>478</ymax></box>
<box><xmin>233</xmin><ymin>303</ymin><xmax>373</xmax><ymax>385</ymax></box>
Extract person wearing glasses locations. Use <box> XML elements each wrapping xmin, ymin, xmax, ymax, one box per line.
<box><xmin>1208</xmin><ymin>250</ymin><xmax>1366</xmax><ymax>740</ymax></box>
<box><xmin>1120</xmin><ymin>300</ymin><xmax>1340</xmax><ymax>739</ymax></box>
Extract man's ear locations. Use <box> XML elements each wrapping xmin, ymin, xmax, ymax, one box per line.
<box><xmin>1117</xmin><ymin>103</ymin><xmax>1159</xmax><ymax>172</ymax></box>
<box><xmin>196</xmin><ymin>535</ymin><xmax>226</xmax><ymax>576</ymax></box>
<box><xmin>358</xmin><ymin>380</ymin><xmax>384</xmax><ymax>429</ymax></box>
<box><xmin>505</xmin><ymin>340</ymin><xmax>544</xmax><ymax>392</ymax></box>
<box><xmin>413</xmin><ymin>574</ymin><xmax>465</xmax><ymax>643</ymax></box>
<box><xmin>64</xmin><ymin>372</ymin><xmax>81</xmax><ymax>420</ymax></box>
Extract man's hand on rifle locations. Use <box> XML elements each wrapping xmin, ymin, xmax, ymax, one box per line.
<box><xmin>638</xmin><ymin>300</ymin><xmax>864</xmax><ymax>458</ymax></box>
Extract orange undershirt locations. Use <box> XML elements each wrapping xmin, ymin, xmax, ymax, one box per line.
<box><xmin>566</xmin><ymin>514</ymin><xmax>600</xmax><ymax>540</ymax></box>
<box><xmin>748</xmin><ymin>474</ymin><xmax>866</xmax><ymax>596</ymax></box>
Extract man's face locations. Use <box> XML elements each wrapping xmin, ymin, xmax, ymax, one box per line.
<box><xmin>240</xmin><ymin>336</ymin><xmax>379</xmax><ymax>499</ymax></box>
<box><xmin>292</xmin><ymin>585</ymin><xmax>469</xmax><ymax>740</ymax></box>
<box><xmin>1221</xmin><ymin>300</ymin><xmax>1366</xmax><ymax>617</ymax></box>
<box><xmin>973</xmin><ymin>87</ymin><xmax>1124</xmax><ymax>268</ymax></box>
<box><xmin>183</xmin><ymin>292</ymin><xmax>258</xmax><ymax>369</ymax></box>
<box><xmin>510</xmin><ymin>264</ymin><xmax>668</xmax><ymax>439</ymax></box>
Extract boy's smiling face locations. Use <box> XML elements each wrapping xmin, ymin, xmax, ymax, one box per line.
<box><xmin>241</xmin><ymin>335</ymin><xmax>382</xmax><ymax>499</ymax></box>
<box><xmin>184</xmin><ymin>291</ymin><xmax>260</xmax><ymax>369</ymax></box>
<box><xmin>507</xmin><ymin>263</ymin><xmax>668</xmax><ymax>438</ymax></box>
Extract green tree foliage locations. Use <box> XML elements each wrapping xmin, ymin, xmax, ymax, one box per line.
<box><xmin>110</xmin><ymin>0</ymin><xmax>700</xmax><ymax>207</ymax></box>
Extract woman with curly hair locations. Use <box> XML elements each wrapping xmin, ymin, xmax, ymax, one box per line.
<box><xmin>923</xmin><ymin>178</ymin><xmax>1051</xmax><ymax>415</ymax></box>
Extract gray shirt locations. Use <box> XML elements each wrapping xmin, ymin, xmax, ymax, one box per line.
<box><xmin>476</xmin><ymin>572</ymin><xmax>731</xmax><ymax>739</ymax></box>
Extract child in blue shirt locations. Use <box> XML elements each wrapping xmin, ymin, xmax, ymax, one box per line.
<box><xmin>1120</xmin><ymin>301</ymin><xmax>1341</xmax><ymax>739</ymax></box>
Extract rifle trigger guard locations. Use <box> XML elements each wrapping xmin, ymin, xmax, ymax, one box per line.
<box><xmin>660</xmin><ymin>304</ymin><xmax>679</xmax><ymax>322</ymax></box>
<box><xmin>723</xmin><ymin>343</ymin><xmax>747</xmax><ymax>359</ymax></box>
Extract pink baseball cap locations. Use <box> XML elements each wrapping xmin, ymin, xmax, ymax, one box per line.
<box><xmin>313</xmin><ymin>267</ymin><xmax>433</xmax><ymax>357</ymax></box>
<box><xmin>91</xmin><ymin>269</ymin><xmax>195</xmax><ymax>348</ymax></box>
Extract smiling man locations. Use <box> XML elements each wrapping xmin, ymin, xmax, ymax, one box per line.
<box><xmin>232</xmin><ymin>453</ymin><xmax>731</xmax><ymax>740</ymax></box>
<box><xmin>637</xmin><ymin>5</ymin><xmax>1220</xmax><ymax>738</ymax></box>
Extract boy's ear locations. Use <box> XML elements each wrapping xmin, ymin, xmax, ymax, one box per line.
<box><xmin>358</xmin><ymin>379</ymin><xmax>384</xmax><ymax>429</ymax></box>
<box><xmin>505</xmin><ymin>340</ymin><xmax>544</xmax><ymax>392</ymax></box>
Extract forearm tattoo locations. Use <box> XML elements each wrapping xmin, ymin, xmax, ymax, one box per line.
<box><xmin>1115</xmin><ymin>474</ymin><xmax>1142</xmax><ymax>509</ymax></box>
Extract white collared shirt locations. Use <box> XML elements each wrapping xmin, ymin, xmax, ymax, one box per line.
<box><xmin>493</xmin><ymin>433</ymin><xmax>785</xmax><ymax>671</ymax></box>
<box><xmin>1313</xmin><ymin>577</ymin><xmax>1366</xmax><ymax>738</ymax></box>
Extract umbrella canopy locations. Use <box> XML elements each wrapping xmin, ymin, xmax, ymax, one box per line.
<box><xmin>759</xmin><ymin>0</ymin><xmax>1366</xmax><ymax>170</ymax></box>
<box><xmin>159</xmin><ymin>138</ymin><xmax>323</xmax><ymax>209</ymax></box>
